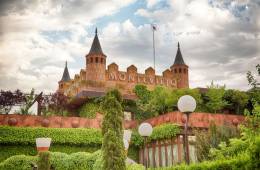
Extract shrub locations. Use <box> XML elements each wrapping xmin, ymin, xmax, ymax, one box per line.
<box><xmin>0</xmin><ymin>126</ymin><xmax>102</xmax><ymax>146</ymax></box>
<box><xmin>101</xmin><ymin>90</ymin><xmax>126</xmax><ymax>170</ymax></box>
<box><xmin>0</xmin><ymin>155</ymin><xmax>37</xmax><ymax>170</ymax></box>
<box><xmin>127</xmin><ymin>163</ymin><xmax>145</xmax><ymax>170</ymax></box>
<box><xmin>79</xmin><ymin>102</ymin><xmax>102</xmax><ymax>118</ymax></box>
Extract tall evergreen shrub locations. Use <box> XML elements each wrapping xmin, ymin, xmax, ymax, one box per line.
<box><xmin>101</xmin><ymin>89</ymin><xmax>126</xmax><ymax>170</ymax></box>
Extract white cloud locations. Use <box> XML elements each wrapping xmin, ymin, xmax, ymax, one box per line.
<box><xmin>0</xmin><ymin>0</ymin><xmax>259</xmax><ymax>94</ymax></box>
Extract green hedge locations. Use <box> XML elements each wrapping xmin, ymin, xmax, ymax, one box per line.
<box><xmin>0</xmin><ymin>124</ymin><xmax>179</xmax><ymax>162</ymax></box>
<box><xmin>0</xmin><ymin>126</ymin><xmax>102</xmax><ymax>146</ymax></box>
<box><xmin>0</xmin><ymin>151</ymin><xmax>145</xmax><ymax>170</ymax></box>
<box><xmin>0</xmin><ymin>144</ymin><xmax>100</xmax><ymax>162</ymax></box>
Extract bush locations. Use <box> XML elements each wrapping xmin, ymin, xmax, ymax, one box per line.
<box><xmin>0</xmin><ymin>155</ymin><xmax>37</xmax><ymax>170</ymax></box>
<box><xmin>79</xmin><ymin>102</ymin><xmax>102</xmax><ymax>118</ymax></box>
<box><xmin>0</xmin><ymin>126</ymin><xmax>102</xmax><ymax>146</ymax></box>
<box><xmin>151</xmin><ymin>154</ymin><xmax>250</xmax><ymax>170</ymax></box>
<box><xmin>127</xmin><ymin>164</ymin><xmax>145</xmax><ymax>170</ymax></box>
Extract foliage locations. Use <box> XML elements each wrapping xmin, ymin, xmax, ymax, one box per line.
<box><xmin>0</xmin><ymin>126</ymin><xmax>102</xmax><ymax>146</ymax></box>
<box><xmin>0</xmin><ymin>143</ymin><xmax>101</xmax><ymax>163</ymax></box>
<box><xmin>150</xmin><ymin>153</ymin><xmax>250</xmax><ymax>170</ymax></box>
<box><xmin>0</xmin><ymin>89</ymin><xmax>25</xmax><ymax>114</ymax></box>
<box><xmin>133</xmin><ymin>85</ymin><xmax>202</xmax><ymax>120</ymax></box>
<box><xmin>194</xmin><ymin>122</ymin><xmax>239</xmax><ymax>161</ymax></box>
<box><xmin>0</xmin><ymin>155</ymin><xmax>37</xmax><ymax>170</ymax></box>
<box><xmin>45</xmin><ymin>92</ymin><xmax>69</xmax><ymax>116</ymax></box>
<box><xmin>223</xmin><ymin>89</ymin><xmax>249</xmax><ymax>114</ymax></box>
<box><xmin>101</xmin><ymin>89</ymin><xmax>126</xmax><ymax>170</ymax></box>
<box><xmin>19</xmin><ymin>88</ymin><xmax>35</xmax><ymax>115</ymax></box>
<box><xmin>205</xmin><ymin>82</ymin><xmax>228</xmax><ymax>113</ymax></box>
<box><xmin>0</xmin><ymin>150</ymin><xmax>143</xmax><ymax>170</ymax></box>
<box><xmin>247</xmin><ymin>64</ymin><xmax>260</xmax><ymax>88</ymax></box>
<box><xmin>79</xmin><ymin>102</ymin><xmax>102</xmax><ymax>118</ymax></box>
<box><xmin>131</xmin><ymin>123</ymin><xmax>180</xmax><ymax>147</ymax></box>
<box><xmin>37</xmin><ymin>151</ymin><xmax>51</xmax><ymax>170</ymax></box>
<box><xmin>126</xmin><ymin>163</ymin><xmax>145</xmax><ymax>170</ymax></box>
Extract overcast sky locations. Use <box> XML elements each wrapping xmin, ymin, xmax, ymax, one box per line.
<box><xmin>0</xmin><ymin>0</ymin><xmax>259</xmax><ymax>93</ymax></box>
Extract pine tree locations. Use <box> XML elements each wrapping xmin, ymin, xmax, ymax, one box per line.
<box><xmin>101</xmin><ymin>89</ymin><xmax>126</xmax><ymax>170</ymax></box>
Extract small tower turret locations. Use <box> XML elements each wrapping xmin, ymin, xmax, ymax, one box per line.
<box><xmin>58</xmin><ymin>61</ymin><xmax>71</xmax><ymax>93</ymax></box>
<box><xmin>85</xmin><ymin>28</ymin><xmax>106</xmax><ymax>82</ymax></box>
<box><xmin>170</xmin><ymin>42</ymin><xmax>189</xmax><ymax>88</ymax></box>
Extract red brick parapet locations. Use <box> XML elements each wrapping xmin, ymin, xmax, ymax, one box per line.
<box><xmin>0</xmin><ymin>111</ymin><xmax>245</xmax><ymax>129</ymax></box>
<box><xmin>143</xmin><ymin>111</ymin><xmax>245</xmax><ymax>128</ymax></box>
<box><xmin>0</xmin><ymin>114</ymin><xmax>103</xmax><ymax>128</ymax></box>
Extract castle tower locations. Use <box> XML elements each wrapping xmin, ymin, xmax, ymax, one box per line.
<box><xmin>170</xmin><ymin>42</ymin><xmax>189</xmax><ymax>88</ymax></box>
<box><xmin>85</xmin><ymin>28</ymin><xmax>106</xmax><ymax>82</ymax></box>
<box><xmin>58</xmin><ymin>61</ymin><xmax>71</xmax><ymax>93</ymax></box>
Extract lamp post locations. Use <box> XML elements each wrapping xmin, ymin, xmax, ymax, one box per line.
<box><xmin>123</xmin><ymin>130</ymin><xmax>132</xmax><ymax>156</ymax></box>
<box><xmin>177</xmin><ymin>95</ymin><xmax>196</xmax><ymax>164</ymax></box>
<box><xmin>138</xmin><ymin>122</ymin><xmax>153</xmax><ymax>169</ymax></box>
<box><xmin>36</xmin><ymin>138</ymin><xmax>51</xmax><ymax>152</ymax></box>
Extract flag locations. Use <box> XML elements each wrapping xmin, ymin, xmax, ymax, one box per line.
<box><xmin>151</xmin><ymin>24</ymin><xmax>157</xmax><ymax>31</ymax></box>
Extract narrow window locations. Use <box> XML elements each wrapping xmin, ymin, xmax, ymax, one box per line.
<box><xmin>184</xmin><ymin>68</ymin><xmax>186</xmax><ymax>74</ymax></box>
<box><xmin>90</xmin><ymin>57</ymin><xmax>93</xmax><ymax>63</ymax></box>
<box><xmin>101</xmin><ymin>58</ymin><xmax>103</xmax><ymax>64</ymax></box>
<box><xmin>179</xmin><ymin>68</ymin><xmax>182</xmax><ymax>73</ymax></box>
<box><xmin>96</xmin><ymin>57</ymin><xmax>98</xmax><ymax>63</ymax></box>
<box><xmin>174</xmin><ymin>69</ymin><xmax>177</xmax><ymax>73</ymax></box>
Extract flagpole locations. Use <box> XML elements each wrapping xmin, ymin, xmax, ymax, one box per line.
<box><xmin>152</xmin><ymin>25</ymin><xmax>156</xmax><ymax>71</ymax></box>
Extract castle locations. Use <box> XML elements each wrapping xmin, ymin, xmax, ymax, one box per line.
<box><xmin>58</xmin><ymin>28</ymin><xmax>189</xmax><ymax>99</ymax></box>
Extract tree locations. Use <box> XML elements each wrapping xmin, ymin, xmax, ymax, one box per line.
<box><xmin>46</xmin><ymin>92</ymin><xmax>69</xmax><ymax>116</ymax></box>
<box><xmin>205</xmin><ymin>82</ymin><xmax>228</xmax><ymax>113</ymax></box>
<box><xmin>247</xmin><ymin>64</ymin><xmax>260</xmax><ymax>88</ymax></box>
<box><xmin>0</xmin><ymin>89</ymin><xmax>25</xmax><ymax>114</ymax></box>
<box><xmin>19</xmin><ymin>88</ymin><xmax>35</xmax><ymax>115</ymax></box>
<box><xmin>223</xmin><ymin>89</ymin><xmax>249</xmax><ymax>114</ymax></box>
<box><xmin>101</xmin><ymin>89</ymin><xmax>126</xmax><ymax>170</ymax></box>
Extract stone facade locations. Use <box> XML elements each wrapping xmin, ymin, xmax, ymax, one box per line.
<box><xmin>58</xmin><ymin>30</ymin><xmax>189</xmax><ymax>98</ymax></box>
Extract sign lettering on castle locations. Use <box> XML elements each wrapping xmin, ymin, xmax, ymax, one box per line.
<box><xmin>107</xmin><ymin>71</ymin><xmax>177</xmax><ymax>87</ymax></box>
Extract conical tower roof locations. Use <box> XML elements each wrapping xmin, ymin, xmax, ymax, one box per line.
<box><xmin>173</xmin><ymin>42</ymin><xmax>186</xmax><ymax>65</ymax></box>
<box><xmin>88</xmin><ymin>28</ymin><xmax>104</xmax><ymax>55</ymax></box>
<box><xmin>61</xmin><ymin>61</ymin><xmax>71</xmax><ymax>82</ymax></box>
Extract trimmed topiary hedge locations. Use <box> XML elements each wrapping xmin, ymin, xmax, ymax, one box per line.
<box><xmin>0</xmin><ymin>151</ymin><xmax>145</xmax><ymax>170</ymax></box>
<box><xmin>0</xmin><ymin>126</ymin><xmax>102</xmax><ymax>146</ymax></box>
<box><xmin>0</xmin><ymin>126</ymin><xmax>103</xmax><ymax>162</ymax></box>
<box><xmin>0</xmin><ymin>124</ymin><xmax>180</xmax><ymax>162</ymax></box>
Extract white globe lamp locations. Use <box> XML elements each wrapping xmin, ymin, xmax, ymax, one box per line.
<box><xmin>177</xmin><ymin>95</ymin><xmax>196</xmax><ymax>113</ymax></box>
<box><xmin>138</xmin><ymin>122</ymin><xmax>153</xmax><ymax>137</ymax></box>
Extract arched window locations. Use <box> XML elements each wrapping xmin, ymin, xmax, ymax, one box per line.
<box><xmin>101</xmin><ymin>58</ymin><xmax>103</xmax><ymax>64</ymax></box>
<box><xmin>183</xmin><ymin>68</ymin><xmax>186</xmax><ymax>74</ymax></box>
<box><xmin>90</xmin><ymin>57</ymin><xmax>93</xmax><ymax>63</ymax></box>
<box><xmin>174</xmin><ymin>69</ymin><xmax>177</xmax><ymax>73</ymax></box>
<box><xmin>95</xmin><ymin>57</ymin><xmax>98</xmax><ymax>63</ymax></box>
<box><xmin>179</xmin><ymin>68</ymin><xmax>182</xmax><ymax>73</ymax></box>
